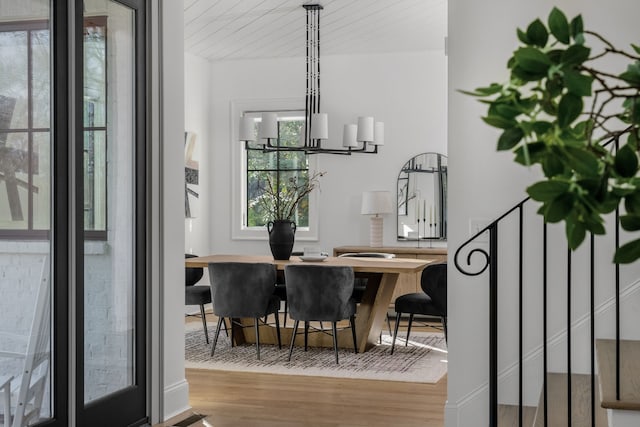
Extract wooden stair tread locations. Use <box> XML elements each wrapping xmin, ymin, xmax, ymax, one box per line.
<box><xmin>596</xmin><ymin>339</ymin><xmax>640</xmax><ymax>410</ymax></box>
<box><xmin>533</xmin><ymin>373</ymin><xmax>608</xmax><ymax>427</ymax></box>
<box><xmin>498</xmin><ymin>404</ymin><xmax>536</xmax><ymax>426</ymax></box>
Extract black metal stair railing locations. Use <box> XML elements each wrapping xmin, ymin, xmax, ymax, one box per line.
<box><xmin>454</xmin><ymin>194</ymin><xmax>623</xmax><ymax>427</ymax></box>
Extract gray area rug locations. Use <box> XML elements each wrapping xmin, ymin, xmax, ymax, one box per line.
<box><xmin>184</xmin><ymin>322</ymin><xmax>447</xmax><ymax>383</ymax></box>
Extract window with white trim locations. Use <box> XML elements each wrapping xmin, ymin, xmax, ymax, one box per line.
<box><xmin>0</xmin><ymin>17</ymin><xmax>107</xmax><ymax>239</ymax></box>
<box><xmin>233</xmin><ymin>108</ymin><xmax>319</xmax><ymax>241</ymax></box>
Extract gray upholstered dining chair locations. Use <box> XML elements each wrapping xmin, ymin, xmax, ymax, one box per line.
<box><xmin>185</xmin><ymin>253</ymin><xmax>214</xmax><ymax>344</ymax></box>
<box><xmin>208</xmin><ymin>262</ymin><xmax>282</xmax><ymax>360</ymax></box>
<box><xmin>284</xmin><ymin>264</ymin><xmax>357</xmax><ymax>364</ymax></box>
<box><xmin>391</xmin><ymin>262</ymin><xmax>447</xmax><ymax>354</ymax></box>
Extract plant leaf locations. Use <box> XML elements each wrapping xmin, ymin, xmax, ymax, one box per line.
<box><xmin>497</xmin><ymin>127</ymin><xmax>524</xmax><ymax>150</ymax></box>
<box><xmin>542</xmin><ymin>155</ymin><xmax>565</xmax><ymax>177</ymax></box>
<box><xmin>566</xmin><ymin>220</ymin><xmax>586</xmax><ymax>249</ymax></box>
<box><xmin>561</xmin><ymin>45</ymin><xmax>591</xmax><ymax>66</ymax></box>
<box><xmin>514</xmin><ymin>141</ymin><xmax>545</xmax><ymax>165</ymax></box>
<box><xmin>493</xmin><ymin>103</ymin><xmax>522</xmax><ymax>119</ymax></box>
<box><xmin>463</xmin><ymin>83</ymin><xmax>504</xmax><ymax>97</ymax></box>
<box><xmin>544</xmin><ymin>192</ymin><xmax>574</xmax><ymax>222</ymax></box>
<box><xmin>526</xmin><ymin>18</ymin><xmax>549</xmax><ymax>48</ymax></box>
<box><xmin>517</xmin><ymin>28</ymin><xmax>530</xmax><ymax>45</ymax></box>
<box><xmin>632</xmin><ymin>44</ymin><xmax>640</xmax><ymax>55</ymax></box>
<box><xmin>619</xmin><ymin>61</ymin><xmax>640</xmax><ymax>85</ymax></box>
<box><xmin>625</xmin><ymin>192</ymin><xmax>640</xmax><ymax>214</ymax></box>
<box><xmin>558</xmin><ymin>93</ymin><xmax>583</xmax><ymax>128</ymax></box>
<box><xmin>548</xmin><ymin>7</ymin><xmax>571</xmax><ymax>44</ymax></box>
<box><xmin>564</xmin><ymin>70</ymin><xmax>593</xmax><ymax>96</ymax></box>
<box><xmin>620</xmin><ymin>214</ymin><xmax>640</xmax><ymax>231</ymax></box>
<box><xmin>532</xmin><ymin>121</ymin><xmax>553</xmax><ymax>136</ymax></box>
<box><xmin>512</xmin><ymin>64</ymin><xmax>546</xmax><ymax>81</ymax></box>
<box><xmin>514</xmin><ymin>47</ymin><xmax>552</xmax><ymax>74</ymax></box>
<box><xmin>614</xmin><ymin>143</ymin><xmax>639</xmax><ymax>178</ymax></box>
<box><xmin>564</xmin><ymin>145</ymin><xmax>600</xmax><ymax>176</ymax></box>
<box><xmin>622</xmin><ymin>97</ymin><xmax>640</xmax><ymax>124</ymax></box>
<box><xmin>482</xmin><ymin>115</ymin><xmax>516</xmax><ymax>129</ymax></box>
<box><xmin>570</xmin><ymin>15</ymin><xmax>584</xmax><ymax>39</ymax></box>
<box><xmin>614</xmin><ymin>238</ymin><xmax>640</xmax><ymax>264</ymax></box>
<box><xmin>527</xmin><ymin>180</ymin><xmax>570</xmax><ymax>202</ymax></box>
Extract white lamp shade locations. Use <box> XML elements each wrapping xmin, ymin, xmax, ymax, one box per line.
<box><xmin>259</xmin><ymin>112</ymin><xmax>278</xmax><ymax>139</ymax></box>
<box><xmin>310</xmin><ymin>113</ymin><xmax>329</xmax><ymax>140</ymax></box>
<box><xmin>361</xmin><ymin>190</ymin><xmax>393</xmax><ymax>215</ymax></box>
<box><xmin>238</xmin><ymin>116</ymin><xmax>255</xmax><ymax>141</ymax></box>
<box><xmin>372</xmin><ymin>121</ymin><xmax>384</xmax><ymax>146</ymax></box>
<box><xmin>342</xmin><ymin>124</ymin><xmax>358</xmax><ymax>147</ymax></box>
<box><xmin>356</xmin><ymin>116</ymin><xmax>374</xmax><ymax>142</ymax></box>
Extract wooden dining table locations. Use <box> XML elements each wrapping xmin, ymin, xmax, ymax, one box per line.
<box><xmin>185</xmin><ymin>254</ymin><xmax>433</xmax><ymax>352</ymax></box>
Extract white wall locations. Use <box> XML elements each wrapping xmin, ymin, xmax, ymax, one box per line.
<box><xmin>160</xmin><ymin>0</ymin><xmax>189</xmax><ymax>420</ymax></box>
<box><xmin>447</xmin><ymin>1</ymin><xmax>640</xmax><ymax>426</ymax></box>
<box><xmin>204</xmin><ymin>50</ymin><xmax>447</xmax><ymax>256</ymax></box>
<box><xmin>184</xmin><ymin>53</ymin><xmax>211</xmax><ymax>257</ymax></box>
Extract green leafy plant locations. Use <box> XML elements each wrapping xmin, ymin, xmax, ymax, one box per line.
<box><xmin>257</xmin><ymin>170</ymin><xmax>325</xmax><ymax>222</ymax></box>
<box><xmin>465</xmin><ymin>7</ymin><xmax>640</xmax><ymax>263</ymax></box>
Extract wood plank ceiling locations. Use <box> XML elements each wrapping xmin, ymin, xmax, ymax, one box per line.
<box><xmin>184</xmin><ymin>0</ymin><xmax>447</xmax><ymax>62</ymax></box>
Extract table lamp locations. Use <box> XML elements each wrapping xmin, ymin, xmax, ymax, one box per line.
<box><xmin>361</xmin><ymin>191</ymin><xmax>393</xmax><ymax>247</ymax></box>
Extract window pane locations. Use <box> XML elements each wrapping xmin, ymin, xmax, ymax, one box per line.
<box><xmin>0</xmin><ymin>132</ymin><xmax>29</xmax><ymax>229</ymax></box>
<box><xmin>278</xmin><ymin>120</ymin><xmax>302</xmax><ymax>147</ymax></box>
<box><xmin>84</xmin><ymin>130</ymin><xmax>106</xmax><ymax>231</ymax></box>
<box><xmin>247</xmin><ymin>148</ymin><xmax>277</xmax><ymax>170</ymax></box>
<box><xmin>280</xmin><ymin>170</ymin><xmax>310</xmax><ymax>227</ymax></box>
<box><xmin>277</xmin><ymin>150</ymin><xmax>307</xmax><ymax>170</ymax></box>
<box><xmin>84</xmin><ymin>23</ymin><xmax>106</xmax><ymax>128</ymax></box>
<box><xmin>32</xmin><ymin>29</ymin><xmax>50</xmax><ymax>129</ymax></box>
<box><xmin>247</xmin><ymin>170</ymin><xmax>275</xmax><ymax>227</ymax></box>
<box><xmin>84</xmin><ymin>0</ymin><xmax>135</xmax><ymax>403</ymax></box>
<box><xmin>0</xmin><ymin>2</ymin><xmax>52</xmax><ymax>425</ymax></box>
<box><xmin>244</xmin><ymin>113</ymin><xmax>311</xmax><ymax>228</ymax></box>
<box><xmin>33</xmin><ymin>131</ymin><xmax>51</xmax><ymax>230</ymax></box>
<box><xmin>0</xmin><ymin>31</ymin><xmax>28</xmax><ymax>129</ymax></box>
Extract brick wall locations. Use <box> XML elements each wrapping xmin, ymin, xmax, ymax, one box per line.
<box><xmin>0</xmin><ymin>240</ymin><xmax>133</xmax><ymax>407</ymax></box>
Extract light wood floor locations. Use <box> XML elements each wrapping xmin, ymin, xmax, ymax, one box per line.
<box><xmin>157</xmin><ymin>312</ymin><xmax>447</xmax><ymax>427</ymax></box>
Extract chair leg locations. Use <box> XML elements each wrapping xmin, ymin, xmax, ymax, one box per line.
<box><xmin>211</xmin><ymin>317</ymin><xmax>224</xmax><ymax>357</ymax></box>
<box><xmin>380</xmin><ymin>312</ymin><xmax>392</xmax><ymax>344</ymax></box>
<box><xmin>199</xmin><ymin>304</ymin><xmax>209</xmax><ymax>344</ymax></box>
<box><xmin>274</xmin><ymin>311</ymin><xmax>282</xmax><ymax>349</ymax></box>
<box><xmin>283</xmin><ymin>300</ymin><xmax>288</xmax><ymax>328</ymax></box>
<box><xmin>391</xmin><ymin>312</ymin><xmax>402</xmax><ymax>355</ymax></box>
<box><xmin>332</xmin><ymin>321</ymin><xmax>339</xmax><ymax>364</ymax></box>
<box><xmin>222</xmin><ymin>316</ymin><xmax>229</xmax><ymax>337</ymax></box>
<box><xmin>254</xmin><ymin>318</ymin><xmax>261</xmax><ymax>360</ymax></box>
<box><xmin>442</xmin><ymin>316</ymin><xmax>448</xmax><ymax>344</ymax></box>
<box><xmin>288</xmin><ymin>320</ymin><xmax>300</xmax><ymax>361</ymax></box>
<box><xmin>350</xmin><ymin>315</ymin><xmax>358</xmax><ymax>354</ymax></box>
<box><xmin>405</xmin><ymin>313</ymin><xmax>414</xmax><ymax>346</ymax></box>
<box><xmin>230</xmin><ymin>318</ymin><xmax>234</xmax><ymax>347</ymax></box>
<box><xmin>304</xmin><ymin>321</ymin><xmax>309</xmax><ymax>351</ymax></box>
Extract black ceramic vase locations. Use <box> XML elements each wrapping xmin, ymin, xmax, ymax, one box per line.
<box><xmin>267</xmin><ymin>220</ymin><xmax>297</xmax><ymax>260</ymax></box>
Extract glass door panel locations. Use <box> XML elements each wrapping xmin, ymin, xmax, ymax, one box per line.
<box><xmin>83</xmin><ymin>0</ymin><xmax>136</xmax><ymax>404</ymax></box>
<box><xmin>0</xmin><ymin>1</ymin><xmax>53</xmax><ymax>426</ymax></box>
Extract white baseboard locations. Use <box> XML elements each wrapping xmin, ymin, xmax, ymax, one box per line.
<box><xmin>162</xmin><ymin>379</ymin><xmax>190</xmax><ymax>422</ymax></box>
<box><xmin>444</xmin><ymin>401</ymin><xmax>458</xmax><ymax>427</ymax></box>
<box><xmin>609</xmin><ymin>408</ymin><xmax>640</xmax><ymax>427</ymax></box>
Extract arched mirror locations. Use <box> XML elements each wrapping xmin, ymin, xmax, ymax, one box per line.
<box><xmin>397</xmin><ymin>153</ymin><xmax>447</xmax><ymax>241</ymax></box>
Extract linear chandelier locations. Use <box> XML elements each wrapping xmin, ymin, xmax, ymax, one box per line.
<box><xmin>238</xmin><ymin>4</ymin><xmax>384</xmax><ymax>155</ymax></box>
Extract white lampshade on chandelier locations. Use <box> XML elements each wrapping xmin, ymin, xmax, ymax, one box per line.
<box><xmin>238</xmin><ymin>4</ymin><xmax>384</xmax><ymax>155</ymax></box>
